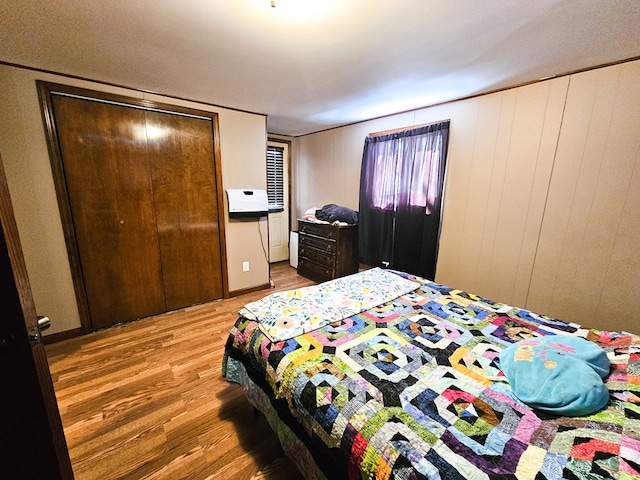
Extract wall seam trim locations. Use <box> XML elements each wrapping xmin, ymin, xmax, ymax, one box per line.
<box><xmin>524</xmin><ymin>77</ymin><xmax>571</xmax><ymax>312</ymax></box>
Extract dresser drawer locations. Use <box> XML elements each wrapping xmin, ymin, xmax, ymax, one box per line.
<box><xmin>298</xmin><ymin>258</ymin><xmax>334</xmax><ymax>283</ymax></box>
<box><xmin>299</xmin><ymin>221</ymin><xmax>337</xmax><ymax>240</ymax></box>
<box><xmin>299</xmin><ymin>244</ymin><xmax>335</xmax><ymax>268</ymax></box>
<box><xmin>299</xmin><ymin>232</ymin><xmax>336</xmax><ymax>253</ymax></box>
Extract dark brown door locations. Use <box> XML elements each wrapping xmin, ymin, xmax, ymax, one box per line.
<box><xmin>146</xmin><ymin>111</ymin><xmax>223</xmax><ymax>310</ymax></box>
<box><xmin>0</xmin><ymin>154</ymin><xmax>74</xmax><ymax>479</ymax></box>
<box><xmin>51</xmin><ymin>94</ymin><xmax>224</xmax><ymax>330</ymax></box>
<box><xmin>53</xmin><ymin>96</ymin><xmax>166</xmax><ymax>330</ymax></box>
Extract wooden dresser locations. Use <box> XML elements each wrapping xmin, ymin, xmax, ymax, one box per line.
<box><xmin>297</xmin><ymin>219</ymin><xmax>358</xmax><ymax>283</ymax></box>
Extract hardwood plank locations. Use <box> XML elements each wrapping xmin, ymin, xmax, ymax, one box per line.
<box><xmin>47</xmin><ymin>262</ymin><xmax>313</xmax><ymax>480</ymax></box>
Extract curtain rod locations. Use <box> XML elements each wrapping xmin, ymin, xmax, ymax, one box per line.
<box><xmin>368</xmin><ymin>119</ymin><xmax>450</xmax><ymax>137</ymax></box>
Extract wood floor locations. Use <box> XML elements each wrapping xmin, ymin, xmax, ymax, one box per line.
<box><xmin>46</xmin><ymin>262</ymin><xmax>314</xmax><ymax>480</ymax></box>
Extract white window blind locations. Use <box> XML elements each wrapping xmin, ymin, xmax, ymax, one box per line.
<box><xmin>267</xmin><ymin>145</ymin><xmax>285</xmax><ymax>212</ymax></box>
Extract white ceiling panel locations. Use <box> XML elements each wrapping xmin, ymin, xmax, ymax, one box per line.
<box><xmin>1</xmin><ymin>0</ymin><xmax>639</xmax><ymax>135</ymax></box>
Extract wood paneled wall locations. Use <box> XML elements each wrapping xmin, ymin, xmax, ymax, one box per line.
<box><xmin>294</xmin><ymin>59</ymin><xmax>640</xmax><ymax>333</ymax></box>
<box><xmin>436</xmin><ymin>77</ymin><xmax>569</xmax><ymax>308</ymax></box>
<box><xmin>527</xmin><ymin>61</ymin><xmax>640</xmax><ymax>334</ymax></box>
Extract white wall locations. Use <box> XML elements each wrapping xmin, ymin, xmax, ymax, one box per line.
<box><xmin>293</xmin><ymin>59</ymin><xmax>640</xmax><ymax>334</ymax></box>
<box><xmin>0</xmin><ymin>64</ymin><xmax>269</xmax><ymax>335</ymax></box>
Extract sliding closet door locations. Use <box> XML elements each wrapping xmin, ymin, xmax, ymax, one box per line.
<box><xmin>145</xmin><ymin>111</ymin><xmax>223</xmax><ymax>310</ymax></box>
<box><xmin>52</xmin><ymin>95</ymin><xmax>166</xmax><ymax>330</ymax></box>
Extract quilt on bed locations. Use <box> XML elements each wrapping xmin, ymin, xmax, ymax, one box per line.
<box><xmin>223</xmin><ymin>271</ymin><xmax>640</xmax><ymax>480</ymax></box>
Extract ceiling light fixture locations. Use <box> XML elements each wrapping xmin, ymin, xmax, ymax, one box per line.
<box><xmin>271</xmin><ymin>0</ymin><xmax>276</xmax><ymax>7</ymax></box>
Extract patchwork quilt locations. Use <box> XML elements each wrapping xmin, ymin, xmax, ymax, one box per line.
<box><xmin>223</xmin><ymin>271</ymin><xmax>640</xmax><ymax>480</ymax></box>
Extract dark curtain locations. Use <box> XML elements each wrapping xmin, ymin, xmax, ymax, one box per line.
<box><xmin>358</xmin><ymin>121</ymin><xmax>449</xmax><ymax>279</ymax></box>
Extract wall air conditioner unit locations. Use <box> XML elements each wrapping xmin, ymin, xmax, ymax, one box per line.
<box><xmin>227</xmin><ymin>189</ymin><xmax>268</xmax><ymax>219</ymax></box>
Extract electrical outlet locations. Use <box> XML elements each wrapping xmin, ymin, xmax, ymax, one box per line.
<box><xmin>242</xmin><ymin>261</ymin><xmax>250</xmax><ymax>272</ymax></box>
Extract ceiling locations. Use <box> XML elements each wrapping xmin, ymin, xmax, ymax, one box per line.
<box><xmin>2</xmin><ymin>0</ymin><xmax>640</xmax><ymax>136</ymax></box>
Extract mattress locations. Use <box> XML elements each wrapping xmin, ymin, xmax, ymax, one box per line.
<box><xmin>223</xmin><ymin>270</ymin><xmax>640</xmax><ymax>480</ymax></box>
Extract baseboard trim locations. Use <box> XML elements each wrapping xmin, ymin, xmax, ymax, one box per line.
<box><xmin>43</xmin><ymin>327</ymin><xmax>84</xmax><ymax>345</ymax></box>
<box><xmin>43</xmin><ymin>283</ymin><xmax>274</xmax><ymax>343</ymax></box>
<box><xmin>229</xmin><ymin>282</ymin><xmax>271</xmax><ymax>298</ymax></box>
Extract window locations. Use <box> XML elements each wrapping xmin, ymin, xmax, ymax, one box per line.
<box><xmin>367</xmin><ymin>128</ymin><xmax>445</xmax><ymax>214</ymax></box>
<box><xmin>267</xmin><ymin>145</ymin><xmax>285</xmax><ymax>212</ymax></box>
<box><xmin>359</xmin><ymin>121</ymin><xmax>450</xmax><ymax>279</ymax></box>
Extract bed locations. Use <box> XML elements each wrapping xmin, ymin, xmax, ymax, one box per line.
<box><xmin>222</xmin><ymin>268</ymin><xmax>640</xmax><ymax>480</ymax></box>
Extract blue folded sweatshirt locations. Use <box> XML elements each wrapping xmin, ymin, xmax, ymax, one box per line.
<box><xmin>499</xmin><ymin>335</ymin><xmax>610</xmax><ymax>416</ymax></box>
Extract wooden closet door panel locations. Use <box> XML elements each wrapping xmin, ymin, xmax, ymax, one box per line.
<box><xmin>145</xmin><ymin>111</ymin><xmax>223</xmax><ymax>310</ymax></box>
<box><xmin>52</xmin><ymin>96</ymin><xmax>166</xmax><ymax>329</ymax></box>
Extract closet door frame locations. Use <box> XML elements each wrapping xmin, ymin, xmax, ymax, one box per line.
<box><xmin>37</xmin><ymin>81</ymin><xmax>229</xmax><ymax>335</ymax></box>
